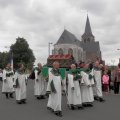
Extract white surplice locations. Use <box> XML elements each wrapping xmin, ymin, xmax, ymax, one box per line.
<box><xmin>93</xmin><ymin>69</ymin><xmax>103</xmax><ymax>97</ymax></box>
<box><xmin>14</xmin><ymin>72</ymin><xmax>27</xmax><ymax>101</ymax></box>
<box><xmin>34</xmin><ymin>69</ymin><xmax>46</xmax><ymax>96</ymax></box>
<box><xmin>67</xmin><ymin>74</ymin><xmax>82</xmax><ymax>106</ymax></box>
<box><xmin>81</xmin><ymin>71</ymin><xmax>93</xmax><ymax>103</ymax></box>
<box><xmin>47</xmin><ymin>70</ymin><xmax>62</xmax><ymax>112</ymax></box>
<box><xmin>2</xmin><ymin>69</ymin><xmax>14</xmax><ymax>93</ymax></box>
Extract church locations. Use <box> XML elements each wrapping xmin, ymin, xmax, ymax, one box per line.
<box><xmin>52</xmin><ymin>15</ymin><xmax>102</xmax><ymax>63</ymax></box>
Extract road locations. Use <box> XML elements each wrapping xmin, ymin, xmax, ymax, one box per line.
<box><xmin>0</xmin><ymin>80</ymin><xmax>120</xmax><ymax>120</ymax></box>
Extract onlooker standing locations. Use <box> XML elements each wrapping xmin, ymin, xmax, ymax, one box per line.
<box><xmin>112</xmin><ymin>64</ymin><xmax>120</xmax><ymax>94</ymax></box>
<box><xmin>102</xmin><ymin>71</ymin><xmax>109</xmax><ymax>94</ymax></box>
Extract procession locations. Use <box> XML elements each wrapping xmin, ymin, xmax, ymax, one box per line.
<box><xmin>1</xmin><ymin>0</ymin><xmax>120</xmax><ymax>119</ymax></box>
<box><xmin>0</xmin><ymin>59</ymin><xmax>119</xmax><ymax>117</ymax></box>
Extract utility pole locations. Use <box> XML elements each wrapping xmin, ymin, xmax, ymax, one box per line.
<box><xmin>48</xmin><ymin>42</ymin><xmax>53</xmax><ymax>56</ymax></box>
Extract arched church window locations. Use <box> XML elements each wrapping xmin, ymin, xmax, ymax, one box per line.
<box><xmin>58</xmin><ymin>48</ymin><xmax>63</xmax><ymax>54</ymax></box>
<box><xmin>68</xmin><ymin>48</ymin><xmax>73</xmax><ymax>55</ymax></box>
<box><xmin>87</xmin><ymin>38</ymin><xmax>90</xmax><ymax>42</ymax></box>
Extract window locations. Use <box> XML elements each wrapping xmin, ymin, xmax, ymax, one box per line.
<box><xmin>68</xmin><ymin>48</ymin><xmax>73</xmax><ymax>55</ymax></box>
<box><xmin>58</xmin><ymin>48</ymin><xmax>63</xmax><ymax>54</ymax></box>
<box><xmin>87</xmin><ymin>38</ymin><xmax>90</xmax><ymax>42</ymax></box>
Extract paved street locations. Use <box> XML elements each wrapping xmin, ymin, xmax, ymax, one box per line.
<box><xmin>0</xmin><ymin>80</ymin><xmax>120</xmax><ymax>120</ymax></box>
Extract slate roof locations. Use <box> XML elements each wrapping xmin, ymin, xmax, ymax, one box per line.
<box><xmin>56</xmin><ymin>29</ymin><xmax>80</xmax><ymax>45</ymax></box>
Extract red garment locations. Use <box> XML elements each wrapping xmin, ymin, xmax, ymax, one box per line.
<box><xmin>102</xmin><ymin>74</ymin><xmax>109</xmax><ymax>84</ymax></box>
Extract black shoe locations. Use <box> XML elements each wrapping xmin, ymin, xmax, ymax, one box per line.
<box><xmin>78</xmin><ymin>106</ymin><xmax>84</xmax><ymax>110</ymax></box>
<box><xmin>83</xmin><ymin>103</ymin><xmax>87</xmax><ymax>107</ymax></box>
<box><xmin>58</xmin><ymin>111</ymin><xmax>63</xmax><ymax>117</ymax></box>
<box><xmin>99</xmin><ymin>98</ymin><xmax>105</xmax><ymax>102</ymax></box>
<box><xmin>55</xmin><ymin>111</ymin><xmax>59</xmax><ymax>116</ymax></box>
<box><xmin>17</xmin><ymin>101</ymin><xmax>22</xmax><ymax>104</ymax></box>
<box><xmin>88</xmin><ymin>104</ymin><xmax>93</xmax><ymax>107</ymax></box>
<box><xmin>47</xmin><ymin>107</ymin><xmax>52</xmax><ymax>111</ymax></box>
<box><xmin>6</xmin><ymin>93</ymin><xmax>9</xmax><ymax>99</ymax></box>
<box><xmin>9</xmin><ymin>93</ymin><xmax>14</xmax><ymax>98</ymax></box>
<box><xmin>94</xmin><ymin>96</ymin><xmax>99</xmax><ymax>101</ymax></box>
<box><xmin>71</xmin><ymin>106</ymin><xmax>75</xmax><ymax>110</ymax></box>
<box><xmin>55</xmin><ymin>111</ymin><xmax>62</xmax><ymax>117</ymax></box>
<box><xmin>22</xmin><ymin>99</ymin><xmax>26</xmax><ymax>104</ymax></box>
<box><xmin>36</xmin><ymin>96</ymin><xmax>41</xmax><ymax>100</ymax></box>
<box><xmin>41</xmin><ymin>95</ymin><xmax>46</xmax><ymax>99</ymax></box>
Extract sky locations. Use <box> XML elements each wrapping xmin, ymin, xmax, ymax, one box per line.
<box><xmin>0</xmin><ymin>0</ymin><xmax>120</xmax><ymax>65</ymax></box>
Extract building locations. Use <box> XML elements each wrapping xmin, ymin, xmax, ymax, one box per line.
<box><xmin>52</xmin><ymin>15</ymin><xmax>102</xmax><ymax>63</ymax></box>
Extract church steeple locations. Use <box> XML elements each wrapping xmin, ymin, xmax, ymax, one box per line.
<box><xmin>82</xmin><ymin>15</ymin><xmax>95</xmax><ymax>42</ymax></box>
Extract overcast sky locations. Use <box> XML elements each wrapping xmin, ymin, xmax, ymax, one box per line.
<box><xmin>0</xmin><ymin>0</ymin><xmax>120</xmax><ymax>65</ymax></box>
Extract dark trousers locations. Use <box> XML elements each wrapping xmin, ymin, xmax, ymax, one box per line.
<box><xmin>0</xmin><ymin>77</ymin><xmax>2</xmax><ymax>81</ymax></box>
<box><xmin>103</xmin><ymin>84</ymin><xmax>109</xmax><ymax>92</ymax></box>
<box><xmin>114</xmin><ymin>82</ymin><xmax>120</xmax><ymax>94</ymax></box>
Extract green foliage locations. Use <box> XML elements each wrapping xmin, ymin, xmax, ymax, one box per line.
<box><xmin>0</xmin><ymin>52</ymin><xmax>9</xmax><ymax>69</ymax></box>
<box><xmin>10</xmin><ymin>37</ymin><xmax>36</xmax><ymax>69</ymax></box>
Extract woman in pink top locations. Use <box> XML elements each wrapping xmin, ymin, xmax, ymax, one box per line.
<box><xmin>102</xmin><ymin>71</ymin><xmax>109</xmax><ymax>93</ymax></box>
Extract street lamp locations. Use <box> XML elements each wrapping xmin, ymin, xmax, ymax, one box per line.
<box><xmin>117</xmin><ymin>49</ymin><xmax>120</xmax><ymax>63</ymax></box>
<box><xmin>48</xmin><ymin>42</ymin><xmax>53</xmax><ymax>56</ymax></box>
<box><xmin>111</xmin><ymin>59</ymin><xmax>115</xmax><ymax>66</ymax></box>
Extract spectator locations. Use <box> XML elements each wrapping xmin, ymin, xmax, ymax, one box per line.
<box><xmin>102</xmin><ymin>71</ymin><xmax>109</xmax><ymax>94</ymax></box>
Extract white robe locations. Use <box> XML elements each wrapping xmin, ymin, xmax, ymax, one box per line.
<box><xmin>34</xmin><ymin>69</ymin><xmax>46</xmax><ymax>96</ymax></box>
<box><xmin>93</xmin><ymin>69</ymin><xmax>102</xmax><ymax>97</ymax></box>
<box><xmin>14</xmin><ymin>72</ymin><xmax>27</xmax><ymax>101</ymax></box>
<box><xmin>67</xmin><ymin>74</ymin><xmax>82</xmax><ymax>106</ymax></box>
<box><xmin>88</xmin><ymin>69</ymin><xmax>94</xmax><ymax>102</ymax></box>
<box><xmin>47</xmin><ymin>71</ymin><xmax>62</xmax><ymax>112</ymax></box>
<box><xmin>81</xmin><ymin>71</ymin><xmax>93</xmax><ymax>103</ymax></box>
<box><xmin>2</xmin><ymin>69</ymin><xmax>14</xmax><ymax>93</ymax></box>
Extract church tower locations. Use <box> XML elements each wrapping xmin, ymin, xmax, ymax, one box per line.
<box><xmin>81</xmin><ymin>15</ymin><xmax>102</xmax><ymax>62</ymax></box>
<box><xmin>81</xmin><ymin>15</ymin><xmax>95</xmax><ymax>42</ymax></box>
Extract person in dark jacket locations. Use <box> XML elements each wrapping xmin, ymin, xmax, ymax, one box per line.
<box><xmin>112</xmin><ymin>63</ymin><xmax>120</xmax><ymax>94</ymax></box>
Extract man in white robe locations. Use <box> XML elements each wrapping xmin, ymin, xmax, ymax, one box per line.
<box><xmin>67</xmin><ymin>64</ymin><xmax>83</xmax><ymax>110</ymax></box>
<box><xmin>88</xmin><ymin>64</ymin><xmax>95</xmax><ymax>103</ymax></box>
<box><xmin>93</xmin><ymin>61</ymin><xmax>105</xmax><ymax>102</ymax></box>
<box><xmin>47</xmin><ymin>62</ymin><xmax>62</xmax><ymax>117</ymax></box>
<box><xmin>81</xmin><ymin>64</ymin><xmax>94</xmax><ymax>107</ymax></box>
<box><xmin>2</xmin><ymin>63</ymin><xmax>14</xmax><ymax>99</ymax></box>
<box><xmin>34</xmin><ymin>63</ymin><xmax>46</xmax><ymax>99</ymax></box>
<box><xmin>14</xmin><ymin>63</ymin><xmax>27</xmax><ymax>104</ymax></box>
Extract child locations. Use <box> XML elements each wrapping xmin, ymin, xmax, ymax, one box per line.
<box><xmin>102</xmin><ymin>71</ymin><xmax>109</xmax><ymax>94</ymax></box>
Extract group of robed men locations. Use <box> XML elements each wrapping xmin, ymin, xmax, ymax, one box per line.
<box><xmin>2</xmin><ymin>63</ymin><xmax>27</xmax><ymax>104</ymax></box>
<box><xmin>1</xmin><ymin>61</ymin><xmax>105</xmax><ymax>117</ymax></box>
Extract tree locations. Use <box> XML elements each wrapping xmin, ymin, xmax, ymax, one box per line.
<box><xmin>10</xmin><ymin>37</ymin><xmax>36</xmax><ymax>69</ymax></box>
<box><xmin>0</xmin><ymin>52</ymin><xmax>9</xmax><ymax>69</ymax></box>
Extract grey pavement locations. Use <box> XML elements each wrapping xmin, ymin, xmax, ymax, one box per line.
<box><xmin>0</xmin><ymin>80</ymin><xmax>120</xmax><ymax>120</ymax></box>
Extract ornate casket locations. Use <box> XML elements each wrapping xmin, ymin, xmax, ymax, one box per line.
<box><xmin>47</xmin><ymin>54</ymin><xmax>75</xmax><ymax>68</ymax></box>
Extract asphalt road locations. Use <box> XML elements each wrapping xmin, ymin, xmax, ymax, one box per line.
<box><xmin>0</xmin><ymin>80</ymin><xmax>120</xmax><ymax>120</ymax></box>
